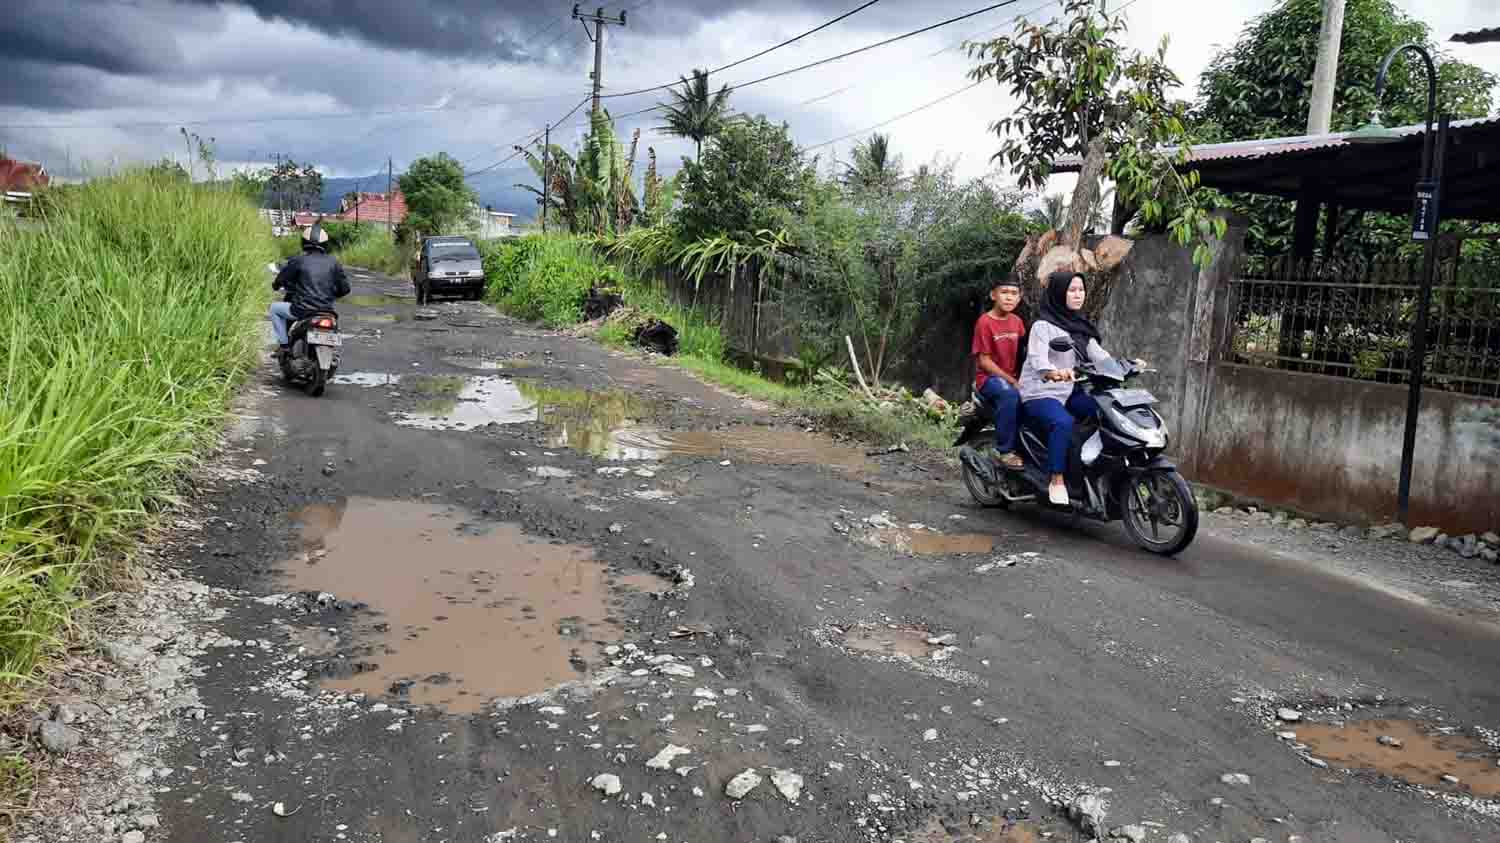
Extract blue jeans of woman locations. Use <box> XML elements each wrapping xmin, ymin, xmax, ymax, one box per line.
<box><xmin>976</xmin><ymin>377</ymin><xmax>1020</xmax><ymax>454</ymax></box>
<box><xmin>1024</xmin><ymin>388</ymin><xmax>1100</xmax><ymax>474</ymax></box>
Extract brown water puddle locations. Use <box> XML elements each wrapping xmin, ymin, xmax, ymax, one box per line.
<box><xmin>284</xmin><ymin>497</ymin><xmax>660</xmax><ymax>713</ymax></box>
<box><xmin>863</xmin><ymin>527</ymin><xmax>999</xmax><ymax>555</ymax></box>
<box><xmin>389</xmin><ymin>377</ymin><xmax>870</xmax><ymax>471</ymax></box>
<box><xmin>1295</xmin><ymin>719</ymin><xmax>1500</xmax><ymax>796</ymax></box>
<box><xmin>612</xmin><ymin>426</ymin><xmax>871</xmax><ymax>471</ymax></box>
<box><xmin>843</xmin><ymin>626</ymin><xmax>936</xmax><ymax>659</ymax></box>
<box><xmin>912</xmin><ymin>816</ymin><xmax>1043</xmax><ymax>842</ymax></box>
<box><xmin>346</xmin><ymin>294</ymin><xmax>409</xmax><ymax>308</ymax></box>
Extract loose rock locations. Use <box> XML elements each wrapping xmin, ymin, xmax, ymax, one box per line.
<box><xmin>1276</xmin><ymin>707</ymin><xmax>1302</xmax><ymax>723</ymax></box>
<box><xmin>591</xmin><ymin>773</ymin><xmax>622</xmax><ymax>797</ymax></box>
<box><xmin>645</xmin><ymin>745</ymin><xmax>692</xmax><ymax>771</ymax></box>
<box><xmin>1068</xmin><ymin>792</ymin><xmax>1109</xmax><ymax>837</ymax></box>
<box><xmin>922</xmin><ymin>728</ymin><xmax>938</xmax><ymax>742</ymax></box>
<box><xmin>1378</xmin><ymin>735</ymin><xmax>1403</xmax><ymax>748</ymax></box>
<box><xmin>1409</xmin><ymin>526</ymin><xmax>1440</xmax><ymax>544</ymax></box>
<box><xmin>122</xmin><ymin>832</ymin><xmax>146</xmax><ymax>843</ymax></box>
<box><xmin>770</xmin><ymin>769</ymin><xmax>804</xmax><ymax>804</ymax></box>
<box><xmin>38</xmin><ymin>721</ymin><xmax>82</xmax><ymax>755</ymax></box>
<box><xmin>725</xmin><ymin>769</ymin><xmax>763</xmax><ymax>800</ymax></box>
<box><xmin>1113</xmin><ymin>825</ymin><xmax>1147</xmax><ymax>843</ymax></box>
<box><xmin>1220</xmin><ymin>772</ymin><xmax>1251</xmax><ymax>786</ymax></box>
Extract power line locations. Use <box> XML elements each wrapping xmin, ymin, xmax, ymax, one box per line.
<box><xmin>462</xmin><ymin>95</ymin><xmax>590</xmax><ymax>175</ymax></box>
<box><xmin>804</xmin><ymin>81</ymin><xmax>983</xmax><ymax>151</ymax></box>
<box><xmin>562</xmin><ymin>0</ymin><xmax>1024</xmax><ymax>130</ymax></box>
<box><xmin>601</xmin><ymin>0</ymin><xmax>885</xmax><ymax>100</ymax></box>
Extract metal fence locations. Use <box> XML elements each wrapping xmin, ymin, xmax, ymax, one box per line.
<box><xmin>1228</xmin><ymin>255</ymin><xmax>1500</xmax><ymax>398</ymax></box>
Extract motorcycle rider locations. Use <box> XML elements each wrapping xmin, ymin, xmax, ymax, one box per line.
<box><xmin>270</xmin><ymin>223</ymin><xmax>349</xmax><ymax>357</ymax></box>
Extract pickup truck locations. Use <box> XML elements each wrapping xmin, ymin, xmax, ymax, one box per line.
<box><xmin>412</xmin><ymin>235</ymin><xmax>485</xmax><ymax>304</ymax></box>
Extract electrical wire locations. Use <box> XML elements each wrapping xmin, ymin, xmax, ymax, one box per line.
<box><xmin>804</xmin><ymin>81</ymin><xmax>983</xmax><ymax>151</ymax></box>
<box><xmin>600</xmin><ymin>0</ymin><xmax>885</xmax><ymax>100</ymax></box>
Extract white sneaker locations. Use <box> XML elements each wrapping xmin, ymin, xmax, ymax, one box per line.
<box><xmin>1048</xmin><ymin>484</ymin><xmax>1070</xmax><ymax>506</ymax></box>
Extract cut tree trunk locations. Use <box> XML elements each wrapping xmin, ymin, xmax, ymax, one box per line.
<box><xmin>1062</xmin><ymin>136</ymin><xmax>1108</xmax><ymax>250</ymax></box>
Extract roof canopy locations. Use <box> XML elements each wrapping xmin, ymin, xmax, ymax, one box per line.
<box><xmin>1053</xmin><ymin>116</ymin><xmax>1500</xmax><ymax>222</ymax></box>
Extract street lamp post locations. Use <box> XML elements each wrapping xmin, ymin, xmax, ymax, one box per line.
<box><xmin>1348</xmin><ymin>43</ymin><xmax>1449</xmax><ymax>525</ymax></box>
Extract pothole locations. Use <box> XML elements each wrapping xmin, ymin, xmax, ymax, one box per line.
<box><xmin>346</xmin><ymin>294</ymin><xmax>409</xmax><ymax>307</ymax></box>
<box><xmin>395</xmin><ymin>376</ymin><xmax>535</xmax><ymax>430</ymax></box>
<box><xmin>332</xmin><ymin>372</ymin><xmax>401</xmax><ymax>387</ymax></box>
<box><xmin>1291</xmin><ymin>719</ymin><xmax>1500</xmax><ymax>797</ymax></box>
<box><xmin>843</xmin><ymin>625</ymin><xmax>937</xmax><ymax>659</ymax></box>
<box><xmin>911</xmin><ymin>816</ymin><xmax>1045</xmax><ymax>842</ymax></box>
<box><xmin>607</xmin><ymin>426</ymin><xmax>871</xmax><ymax>470</ymax></box>
<box><xmin>283</xmin><ymin>497</ymin><xmax>661</xmax><ymax>713</ymax></box>
<box><xmin>444</xmin><ymin>355</ymin><xmax>537</xmax><ymax>372</ymax></box>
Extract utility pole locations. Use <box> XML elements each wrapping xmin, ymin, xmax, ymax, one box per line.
<box><xmin>1307</xmin><ymin>0</ymin><xmax>1347</xmax><ymax>135</ymax></box>
<box><xmin>549</xmin><ymin>121</ymin><xmax>555</xmax><ymax>232</ymax></box>
<box><xmin>387</xmin><ymin>157</ymin><xmax>394</xmax><ymax>239</ymax></box>
<box><xmin>573</xmin><ymin>5</ymin><xmax>628</xmax><ymax>116</ymax></box>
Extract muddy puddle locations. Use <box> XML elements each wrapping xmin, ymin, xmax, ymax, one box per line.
<box><xmin>609</xmin><ymin>426</ymin><xmax>871</xmax><ymax>470</ymax></box>
<box><xmin>283</xmin><ymin>497</ymin><xmax>660</xmax><ymax>712</ymax></box>
<box><xmin>346</xmin><ymin>294</ymin><xmax>409</xmax><ymax>307</ymax></box>
<box><xmin>333</xmin><ymin>372</ymin><xmax>402</xmax><ymax>387</ymax></box>
<box><xmin>869</xmin><ymin>530</ymin><xmax>999</xmax><ymax>555</ymax></box>
<box><xmin>1294</xmin><ymin>719</ymin><xmax>1500</xmax><ymax>796</ymax></box>
<box><xmin>444</xmin><ymin>355</ymin><xmax>537</xmax><ymax>372</ymax></box>
<box><xmin>912</xmin><ymin>816</ymin><xmax>1043</xmax><ymax>842</ymax></box>
<box><xmin>381</xmin><ymin>375</ymin><xmax>871</xmax><ymax>469</ymax></box>
<box><xmin>843</xmin><ymin>626</ymin><xmax>938</xmax><ymax>659</ymax></box>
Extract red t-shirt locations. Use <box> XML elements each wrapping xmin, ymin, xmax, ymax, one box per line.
<box><xmin>971</xmin><ymin>311</ymin><xmax>1026</xmax><ymax>389</ymax></box>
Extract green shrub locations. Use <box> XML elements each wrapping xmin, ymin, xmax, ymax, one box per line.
<box><xmin>484</xmin><ymin>235</ymin><xmax>622</xmax><ymax>327</ymax></box>
<box><xmin>334</xmin><ymin>225</ymin><xmax>408</xmax><ymax>275</ymax></box>
<box><xmin>0</xmin><ymin>170</ymin><xmax>270</xmax><ymax>684</ymax></box>
<box><xmin>478</xmin><ymin>236</ymin><xmax>543</xmax><ymax>299</ymax></box>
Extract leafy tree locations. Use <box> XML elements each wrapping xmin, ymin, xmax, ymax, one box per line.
<box><xmin>260</xmin><ymin>158</ymin><xmax>324</xmax><ymax>211</ymax></box>
<box><xmin>659</xmin><ymin>69</ymin><xmax>733</xmax><ymax>161</ymax></box>
<box><xmin>841</xmin><ymin>132</ymin><xmax>904</xmax><ymax>195</ymax></box>
<box><xmin>967</xmin><ymin>0</ymin><xmax>1225</xmax><ymax>269</ymax></box>
<box><xmin>517</xmin><ymin>111</ymin><xmax>645</xmax><ymax>235</ymax></box>
<box><xmin>399</xmin><ymin>153</ymin><xmax>478</xmax><ymax>236</ymax></box>
<box><xmin>676</xmin><ymin>115</ymin><xmax>817</xmax><ymax>245</ymax></box>
<box><xmin>1193</xmin><ymin>0</ymin><xmax>1497</xmax><ymax>258</ymax></box>
<box><xmin>227</xmin><ymin>167</ymin><xmax>267</xmax><ymax>205</ymax></box>
<box><xmin>145</xmin><ymin>158</ymin><xmax>189</xmax><ymax>182</ymax></box>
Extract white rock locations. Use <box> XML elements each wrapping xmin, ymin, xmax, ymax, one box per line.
<box><xmin>231</xmin><ymin>791</ymin><xmax>254</xmax><ymax>802</ymax></box>
<box><xmin>122</xmin><ymin>833</ymin><xmax>146</xmax><ymax>843</ymax></box>
<box><xmin>641</xmin><ymin>792</ymin><xmax>655</xmax><ymax>808</ymax></box>
<box><xmin>538</xmin><ymin>706</ymin><xmax>567</xmax><ymax>716</ymax></box>
<box><xmin>1115</xmin><ymin>825</ymin><xmax>1147</xmax><ymax>843</ymax></box>
<box><xmin>590</xmin><ymin>773</ymin><xmax>622</xmax><ymax>796</ymax></box>
<box><xmin>922</xmin><ymin>728</ymin><xmax>938</xmax><ymax>742</ymax></box>
<box><xmin>745</xmin><ymin>724</ymin><xmax>769</xmax><ymax>734</ymax></box>
<box><xmin>1442</xmin><ymin>774</ymin><xmax>1460</xmax><ymax>784</ymax></box>
<box><xmin>1277</xmin><ymin>731</ymin><xmax>1298</xmax><ymax>741</ymax></box>
<box><xmin>725</xmin><ymin>769</ymin><xmax>763</xmax><ymax>799</ymax></box>
<box><xmin>1068</xmin><ymin>793</ymin><xmax>1109</xmax><ymax>837</ymax></box>
<box><xmin>770</xmin><ymin>769</ymin><xmax>804</xmax><ymax>804</ymax></box>
<box><xmin>926</xmin><ymin>633</ymin><xmax>957</xmax><ymax>646</ymax></box>
<box><xmin>1220</xmin><ymin>772</ymin><xmax>1251</xmax><ymax>786</ymax></box>
<box><xmin>645</xmin><ymin>745</ymin><xmax>691</xmax><ymax>771</ymax></box>
<box><xmin>656</xmin><ymin>663</ymin><xmax>695</xmax><ymax>678</ymax></box>
<box><xmin>1276</xmin><ymin>708</ymin><xmax>1302</xmax><ymax>723</ymax></box>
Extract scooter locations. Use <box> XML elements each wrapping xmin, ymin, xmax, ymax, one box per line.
<box><xmin>278</xmin><ymin>311</ymin><xmax>341</xmax><ymax>397</ymax></box>
<box><xmin>956</xmin><ymin>337</ymin><xmax>1199</xmax><ymax>555</ymax></box>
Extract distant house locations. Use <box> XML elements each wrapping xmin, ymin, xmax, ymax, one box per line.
<box><xmin>259</xmin><ymin>208</ymin><xmax>324</xmax><ymax>236</ymax></box>
<box><xmin>1</xmin><ymin>156</ymin><xmax>48</xmax><ymax>206</ymax></box>
<box><xmin>335</xmin><ymin>191</ymin><xmax>407</xmax><ymax>227</ymax></box>
<box><xmin>473</xmin><ymin>205</ymin><xmax>517</xmax><ymax>240</ymax></box>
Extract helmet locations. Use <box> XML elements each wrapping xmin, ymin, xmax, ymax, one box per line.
<box><xmin>301</xmin><ymin>223</ymin><xmax>330</xmax><ymax>252</ymax></box>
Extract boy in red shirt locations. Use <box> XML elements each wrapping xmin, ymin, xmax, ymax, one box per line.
<box><xmin>971</xmin><ymin>278</ymin><xmax>1026</xmax><ymax>469</ymax></box>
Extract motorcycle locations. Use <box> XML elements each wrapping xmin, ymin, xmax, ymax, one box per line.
<box><xmin>278</xmin><ymin>311</ymin><xmax>341</xmax><ymax>397</ymax></box>
<box><xmin>956</xmin><ymin>337</ymin><xmax>1199</xmax><ymax>555</ymax></box>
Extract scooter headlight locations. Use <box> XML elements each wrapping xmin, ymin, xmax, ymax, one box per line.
<box><xmin>1108</xmin><ymin>406</ymin><xmax>1168</xmax><ymax>449</ymax></box>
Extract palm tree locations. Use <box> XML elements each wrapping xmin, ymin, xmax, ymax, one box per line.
<box><xmin>841</xmin><ymin>132</ymin><xmax>903</xmax><ymax>194</ymax></box>
<box><xmin>658</xmin><ymin>69</ymin><xmax>733</xmax><ymax>160</ymax></box>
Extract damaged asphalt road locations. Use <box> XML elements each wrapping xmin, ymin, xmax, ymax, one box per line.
<box><xmin>21</xmin><ymin>268</ymin><xmax>1500</xmax><ymax>843</ymax></box>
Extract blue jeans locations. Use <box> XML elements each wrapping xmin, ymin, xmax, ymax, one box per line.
<box><xmin>269</xmin><ymin>301</ymin><xmax>295</xmax><ymax>345</ymax></box>
<box><xmin>1024</xmin><ymin>388</ymin><xmax>1100</xmax><ymax>474</ymax></box>
<box><xmin>977</xmin><ymin>377</ymin><xmax>1020</xmax><ymax>454</ymax></box>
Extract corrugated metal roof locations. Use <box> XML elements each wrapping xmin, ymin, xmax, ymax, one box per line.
<box><xmin>1452</xmin><ymin>27</ymin><xmax>1500</xmax><ymax>44</ymax></box>
<box><xmin>1052</xmin><ymin>115</ymin><xmax>1500</xmax><ymax>171</ymax></box>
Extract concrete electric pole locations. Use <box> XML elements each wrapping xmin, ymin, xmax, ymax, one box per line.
<box><xmin>573</xmin><ymin>5</ymin><xmax>628</xmax><ymax>116</ymax></box>
<box><xmin>1307</xmin><ymin>0</ymin><xmax>1347</xmax><ymax>135</ymax></box>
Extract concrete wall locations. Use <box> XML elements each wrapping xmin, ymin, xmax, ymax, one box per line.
<box><xmin>1095</xmin><ymin>213</ymin><xmax>1500</xmax><ymax>533</ymax></box>
<box><xmin>1195</xmin><ymin>365</ymin><xmax>1500</xmax><ymax>534</ymax></box>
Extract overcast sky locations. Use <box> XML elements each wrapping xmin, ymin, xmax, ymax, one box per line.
<box><xmin>2</xmin><ymin>0</ymin><xmax>1496</xmax><ymax>204</ymax></box>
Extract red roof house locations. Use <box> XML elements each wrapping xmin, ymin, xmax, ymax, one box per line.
<box><xmin>335</xmin><ymin>191</ymin><xmax>407</xmax><ymax>226</ymax></box>
<box><xmin>0</xmin><ymin>157</ymin><xmax>49</xmax><ymax>193</ymax></box>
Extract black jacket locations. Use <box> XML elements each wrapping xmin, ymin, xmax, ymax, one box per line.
<box><xmin>273</xmin><ymin>252</ymin><xmax>350</xmax><ymax>318</ymax></box>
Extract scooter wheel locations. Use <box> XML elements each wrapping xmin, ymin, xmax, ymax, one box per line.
<box><xmin>305</xmin><ymin>366</ymin><xmax>328</xmax><ymax>398</ymax></box>
<box><xmin>960</xmin><ymin>449</ymin><xmax>1009</xmax><ymax>508</ymax></box>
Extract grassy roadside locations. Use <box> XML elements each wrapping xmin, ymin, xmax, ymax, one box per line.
<box><xmin>0</xmin><ymin>173</ymin><xmax>271</xmax><ymax>802</ymax></box>
<box><xmin>479</xmin><ymin>235</ymin><xmax>955</xmax><ymax>449</ymax></box>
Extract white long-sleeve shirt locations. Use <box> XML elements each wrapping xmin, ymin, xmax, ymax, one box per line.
<box><xmin>1017</xmin><ymin>320</ymin><xmax>1112</xmax><ymax>404</ymax></box>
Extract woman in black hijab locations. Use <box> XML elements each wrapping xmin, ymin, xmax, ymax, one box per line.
<box><xmin>1016</xmin><ymin>271</ymin><xmax>1114</xmax><ymax>506</ymax></box>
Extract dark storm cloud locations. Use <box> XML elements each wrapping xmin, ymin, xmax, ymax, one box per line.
<box><xmin>0</xmin><ymin>0</ymin><xmax>221</xmax><ymax>76</ymax></box>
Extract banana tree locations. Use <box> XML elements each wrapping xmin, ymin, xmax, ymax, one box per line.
<box><xmin>516</xmin><ymin>110</ymin><xmax>642</xmax><ymax>235</ymax></box>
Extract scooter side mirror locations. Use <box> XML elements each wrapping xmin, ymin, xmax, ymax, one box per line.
<box><xmin>1048</xmin><ymin>337</ymin><xmax>1074</xmax><ymax>353</ymax></box>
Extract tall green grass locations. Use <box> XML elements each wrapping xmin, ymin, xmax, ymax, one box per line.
<box><xmin>0</xmin><ymin>172</ymin><xmax>270</xmax><ymax>683</ymax></box>
<box><xmin>483</xmin><ymin>236</ymin><xmax>625</xmax><ymax>327</ymax></box>
<box><xmin>333</xmin><ymin>225</ymin><xmax>408</xmax><ymax>276</ymax></box>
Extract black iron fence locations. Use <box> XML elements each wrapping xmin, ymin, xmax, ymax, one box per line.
<box><xmin>1228</xmin><ymin>255</ymin><xmax>1500</xmax><ymax>398</ymax></box>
